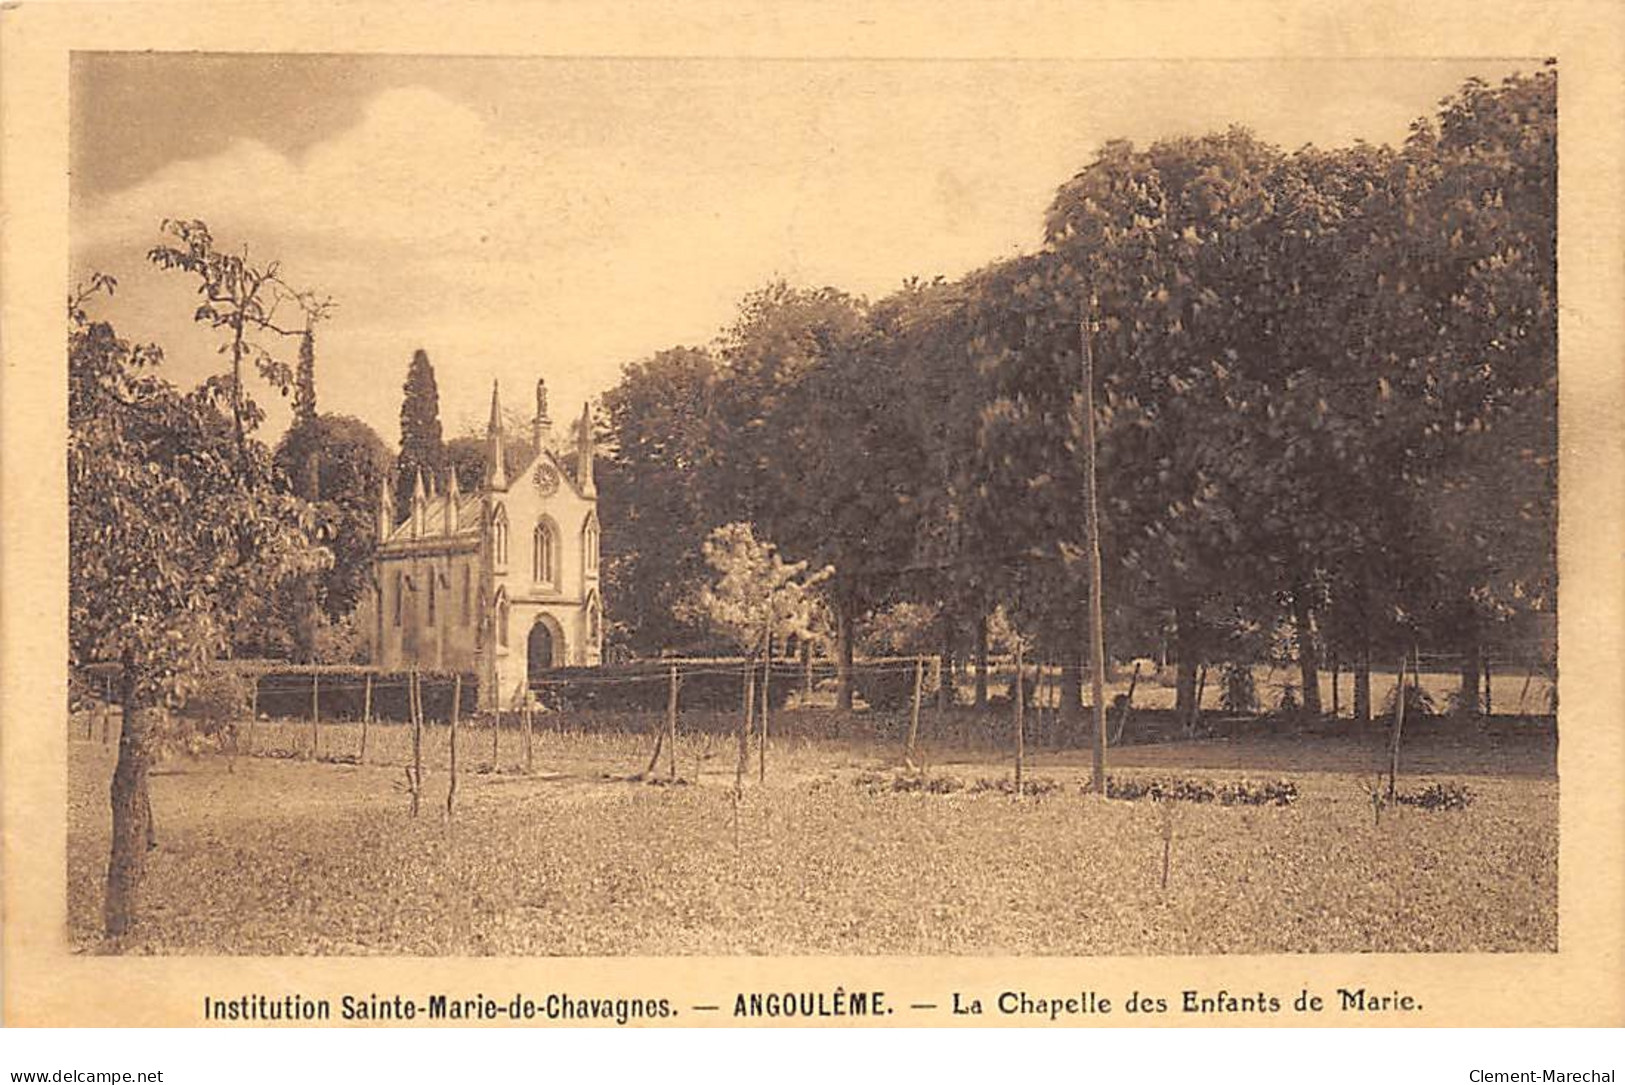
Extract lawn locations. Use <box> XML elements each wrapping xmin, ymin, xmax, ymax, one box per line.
<box><xmin>66</xmin><ymin>709</ymin><xmax>1558</xmax><ymax>956</ymax></box>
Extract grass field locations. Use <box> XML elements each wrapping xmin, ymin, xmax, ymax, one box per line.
<box><xmin>67</xmin><ymin>708</ymin><xmax>1557</xmax><ymax>956</ymax></box>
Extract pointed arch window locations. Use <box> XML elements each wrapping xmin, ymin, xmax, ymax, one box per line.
<box><xmin>392</xmin><ymin>571</ymin><xmax>403</xmax><ymax>627</ymax></box>
<box><xmin>586</xmin><ymin>590</ymin><xmax>602</xmax><ymax>645</ymax></box>
<box><xmin>582</xmin><ymin>511</ymin><xmax>600</xmax><ymax>576</ymax></box>
<box><xmin>533</xmin><ymin>519</ymin><xmax>557</xmax><ymax>587</ymax></box>
<box><xmin>491</xmin><ymin>503</ymin><xmax>509</xmax><ymax>567</ymax></box>
<box><xmin>496</xmin><ymin>590</ymin><xmax>510</xmax><ymax>648</ymax></box>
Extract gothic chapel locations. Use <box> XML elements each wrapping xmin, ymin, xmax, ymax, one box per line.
<box><xmin>366</xmin><ymin>378</ymin><xmax>603</xmax><ymax>708</ymax></box>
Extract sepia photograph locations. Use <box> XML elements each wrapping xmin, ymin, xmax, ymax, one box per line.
<box><xmin>60</xmin><ymin>48</ymin><xmax>1561</xmax><ymax>961</ymax></box>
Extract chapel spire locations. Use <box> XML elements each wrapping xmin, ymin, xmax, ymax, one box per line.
<box><xmin>377</xmin><ymin>477</ymin><xmax>396</xmax><ymax>537</ymax></box>
<box><xmin>577</xmin><ymin>400</ymin><xmax>596</xmax><ymax>498</ymax></box>
<box><xmin>411</xmin><ymin>468</ymin><xmax>426</xmax><ymax>537</ymax></box>
<box><xmin>486</xmin><ymin>380</ymin><xmax>508</xmax><ymax>491</ymax></box>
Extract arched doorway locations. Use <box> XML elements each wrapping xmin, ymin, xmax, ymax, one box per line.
<box><xmin>526</xmin><ymin>615</ymin><xmax>564</xmax><ymax>688</ymax></box>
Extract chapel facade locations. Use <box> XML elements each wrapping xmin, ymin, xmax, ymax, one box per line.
<box><xmin>366</xmin><ymin>378</ymin><xmax>603</xmax><ymax>708</ymax></box>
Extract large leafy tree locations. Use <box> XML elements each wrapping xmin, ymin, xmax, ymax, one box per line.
<box><xmin>597</xmin><ymin>346</ymin><xmax>725</xmax><ymax>655</ymax></box>
<box><xmin>272</xmin><ymin>414</ymin><xmax>392</xmax><ymax>618</ymax></box>
<box><xmin>712</xmin><ymin>282</ymin><xmax>919</xmax><ymax>707</ymax></box>
<box><xmin>70</xmin><ymin>279</ymin><xmax>326</xmax><ymax>937</ymax></box>
<box><xmin>1346</xmin><ymin>65</ymin><xmax>1557</xmax><ymax>710</ymax></box>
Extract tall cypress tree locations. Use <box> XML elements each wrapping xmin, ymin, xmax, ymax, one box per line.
<box><xmin>291</xmin><ymin>329</ymin><xmax>321</xmax><ymax>661</ymax></box>
<box><xmin>293</xmin><ymin>329</ymin><xmax>318</xmax><ymax>424</ymax></box>
<box><xmin>397</xmin><ymin>348</ymin><xmax>445</xmax><ymax>514</ymax></box>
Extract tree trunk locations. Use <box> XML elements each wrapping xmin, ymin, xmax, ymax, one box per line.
<box><xmin>937</xmin><ymin>611</ymin><xmax>956</xmax><ymax>711</ymax></box>
<box><xmin>104</xmin><ymin>663</ymin><xmax>158</xmax><ymax>938</ymax></box>
<box><xmin>1058</xmin><ymin>635</ymin><xmax>1083</xmax><ymax>736</ymax></box>
<box><xmin>1173</xmin><ymin>604</ymin><xmax>1198</xmax><ymax>721</ymax></box>
<box><xmin>1354</xmin><ymin>643</ymin><xmax>1372</xmax><ymax>724</ymax></box>
<box><xmin>834</xmin><ymin>604</ymin><xmax>854</xmax><ymax>712</ymax></box>
<box><xmin>974</xmin><ymin>611</ymin><xmax>989</xmax><ymax>708</ymax></box>
<box><xmin>1458</xmin><ymin>639</ymin><xmax>1483</xmax><ymax>717</ymax></box>
<box><xmin>1291</xmin><ymin>586</ymin><xmax>1322</xmax><ymax>717</ymax></box>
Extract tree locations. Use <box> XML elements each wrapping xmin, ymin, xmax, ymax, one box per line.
<box><xmin>712</xmin><ymin>282</ymin><xmax>918</xmax><ymax>708</ymax></box>
<box><xmin>597</xmin><ymin>347</ymin><xmax>726</xmax><ymax>655</ymax></box>
<box><xmin>397</xmin><ymin>348</ymin><xmax>445</xmax><ymax>512</ymax></box>
<box><xmin>293</xmin><ymin>329</ymin><xmax>318</xmax><ymax>424</ymax></box>
<box><xmin>69</xmin><ymin>278</ymin><xmax>326</xmax><ymax>937</ymax></box>
<box><xmin>147</xmin><ymin>219</ymin><xmax>331</xmax><ymax>468</ymax></box>
<box><xmin>272</xmin><ymin>414</ymin><xmax>392</xmax><ymax>618</ymax></box>
<box><xmin>687</xmin><ymin>522</ymin><xmax>829</xmax><ymax>656</ymax></box>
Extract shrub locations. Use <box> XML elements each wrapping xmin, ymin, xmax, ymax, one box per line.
<box><xmin>176</xmin><ymin>670</ymin><xmax>251</xmax><ymax>736</ymax></box>
<box><xmin>1393</xmin><ymin>782</ymin><xmax>1474</xmax><ymax>810</ymax></box>
<box><xmin>1105</xmin><ymin>775</ymin><xmax>1298</xmax><ymax>807</ymax></box>
<box><xmin>1275</xmin><ymin>682</ymin><xmax>1300</xmax><ymax>716</ymax></box>
<box><xmin>1219</xmin><ymin>662</ymin><xmax>1258</xmax><ymax>714</ymax></box>
<box><xmin>1382</xmin><ymin>682</ymin><xmax>1437</xmax><ymax>720</ymax></box>
<box><xmin>854</xmin><ymin>769</ymin><xmax>964</xmax><ymax>794</ymax></box>
<box><xmin>850</xmin><ymin>663</ymin><xmax>937</xmax><ymax>711</ymax></box>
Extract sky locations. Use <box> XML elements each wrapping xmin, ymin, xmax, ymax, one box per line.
<box><xmin>70</xmin><ymin>53</ymin><xmax>1537</xmax><ymax>450</ymax></box>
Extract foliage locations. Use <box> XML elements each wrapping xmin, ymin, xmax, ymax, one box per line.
<box><xmin>597</xmin><ymin>347</ymin><xmax>723</xmax><ymax>654</ymax></box>
<box><xmin>1218</xmin><ymin>662</ymin><xmax>1258</xmax><ymax>714</ymax></box>
<box><xmin>68</xmin><ymin>278</ymin><xmax>329</xmax><ymax>707</ymax></box>
<box><xmin>1104</xmin><ymin>775</ymin><xmax>1299</xmax><ymax>806</ymax></box>
<box><xmin>1392</xmin><ymin>781</ymin><xmax>1474</xmax><ymax>811</ymax></box>
<box><xmin>272</xmin><ymin>413</ymin><xmax>392</xmax><ymax>623</ymax></box>
<box><xmin>1383</xmin><ymin>681</ymin><xmax>1438</xmax><ymax>720</ymax></box>
<box><xmin>859</xmin><ymin>601</ymin><xmax>942</xmax><ymax>656</ymax></box>
<box><xmin>147</xmin><ymin>219</ymin><xmax>331</xmax><ymax>459</ymax></box>
<box><xmin>849</xmin><ymin>662</ymin><xmax>939</xmax><ymax>712</ymax></box>
<box><xmin>686</xmin><ymin>522</ymin><xmax>830</xmax><ymax>656</ymax></box>
<box><xmin>293</xmin><ymin>330</ymin><xmax>317</xmax><ymax>424</ymax></box>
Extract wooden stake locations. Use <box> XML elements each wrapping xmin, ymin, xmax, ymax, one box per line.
<box><xmin>1388</xmin><ymin>655</ymin><xmax>1408</xmax><ymax>802</ymax></box>
<box><xmin>360</xmin><ymin>672</ymin><xmax>372</xmax><ymax>764</ymax></box>
<box><xmin>410</xmin><ymin>669</ymin><xmax>423</xmax><ymax>818</ymax></box>
<box><xmin>1014</xmin><ymin>641</ymin><xmax>1026</xmax><ymax>792</ymax></box>
<box><xmin>735</xmin><ymin>659</ymin><xmax>754</xmax><ymax>799</ymax></box>
<box><xmin>245</xmin><ymin>678</ymin><xmax>256</xmax><ymax>755</ymax></box>
<box><xmin>759</xmin><ymin>630</ymin><xmax>772</xmax><ymax>785</ymax></box>
<box><xmin>1111</xmin><ymin>660</ymin><xmax>1141</xmax><ymax>744</ymax></box>
<box><xmin>523</xmin><ymin>696</ymin><xmax>534</xmax><ymax>775</ymax></box>
<box><xmin>1080</xmin><ymin>315</ymin><xmax>1109</xmax><ymax>794</ymax></box>
<box><xmin>447</xmin><ymin>673</ymin><xmax>461</xmax><ymax>819</ymax></box>
<box><xmin>311</xmin><ymin>672</ymin><xmax>320</xmax><ymax>760</ymax></box>
<box><xmin>667</xmin><ymin>662</ymin><xmax>679</xmax><ymax>782</ymax></box>
<box><xmin>1483</xmin><ymin>654</ymin><xmax>1493</xmax><ymax>717</ymax></box>
<box><xmin>1330</xmin><ymin>654</ymin><xmax>1341</xmax><ymax>719</ymax></box>
<box><xmin>906</xmin><ymin>656</ymin><xmax>924</xmax><ymax>770</ymax></box>
<box><xmin>1190</xmin><ymin>663</ymin><xmax>1207</xmax><ymax>735</ymax></box>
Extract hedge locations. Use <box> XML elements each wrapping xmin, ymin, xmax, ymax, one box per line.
<box><xmin>248</xmin><ymin>669</ymin><xmax>478</xmax><ymax>723</ymax></box>
<box><xmin>534</xmin><ymin>662</ymin><xmax>800</xmax><ymax>713</ymax></box>
<box><xmin>849</xmin><ymin>662</ymin><xmax>940</xmax><ymax>711</ymax></box>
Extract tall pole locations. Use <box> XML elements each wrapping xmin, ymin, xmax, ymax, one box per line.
<box><xmin>1080</xmin><ymin>314</ymin><xmax>1109</xmax><ymax>794</ymax></box>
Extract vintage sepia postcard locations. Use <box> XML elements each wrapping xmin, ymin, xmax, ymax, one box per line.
<box><xmin>2</xmin><ymin>0</ymin><xmax>1622</xmax><ymax>1029</ymax></box>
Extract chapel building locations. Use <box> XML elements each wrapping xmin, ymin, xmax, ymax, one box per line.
<box><xmin>366</xmin><ymin>378</ymin><xmax>603</xmax><ymax>708</ymax></box>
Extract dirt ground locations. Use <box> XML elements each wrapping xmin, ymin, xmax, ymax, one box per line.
<box><xmin>66</xmin><ymin>711</ymin><xmax>1557</xmax><ymax>956</ymax></box>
